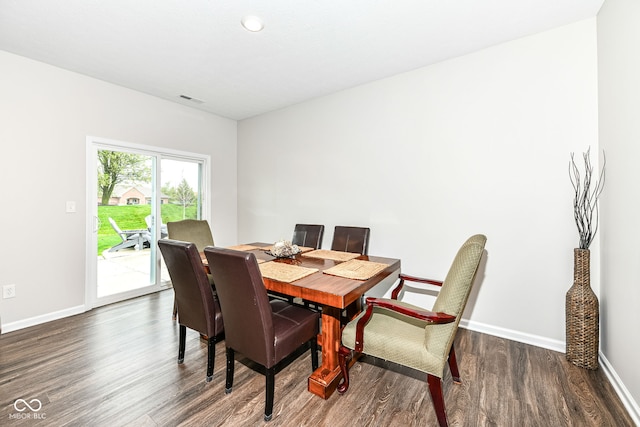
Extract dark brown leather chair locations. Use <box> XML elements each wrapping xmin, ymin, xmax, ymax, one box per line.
<box><xmin>330</xmin><ymin>225</ymin><xmax>371</xmax><ymax>320</ymax></box>
<box><xmin>166</xmin><ymin>219</ymin><xmax>215</xmax><ymax>319</ymax></box>
<box><xmin>289</xmin><ymin>223</ymin><xmax>325</xmax><ymax>308</ymax></box>
<box><xmin>331</xmin><ymin>225</ymin><xmax>370</xmax><ymax>255</ymax></box>
<box><xmin>204</xmin><ymin>247</ymin><xmax>319</xmax><ymax>422</ymax></box>
<box><xmin>158</xmin><ymin>239</ymin><xmax>224</xmax><ymax>383</ymax></box>
<box><xmin>292</xmin><ymin>224</ymin><xmax>324</xmax><ymax>249</ymax></box>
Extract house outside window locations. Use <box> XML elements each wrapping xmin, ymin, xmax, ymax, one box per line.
<box><xmin>98</xmin><ymin>184</ymin><xmax>169</xmax><ymax>206</ymax></box>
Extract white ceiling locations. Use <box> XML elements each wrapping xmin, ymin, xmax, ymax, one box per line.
<box><xmin>0</xmin><ymin>0</ymin><xmax>604</xmax><ymax>120</ymax></box>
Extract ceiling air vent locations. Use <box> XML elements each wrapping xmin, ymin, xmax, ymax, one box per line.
<box><xmin>179</xmin><ymin>94</ymin><xmax>204</xmax><ymax>104</ymax></box>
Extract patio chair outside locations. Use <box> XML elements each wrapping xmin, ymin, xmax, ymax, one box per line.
<box><xmin>107</xmin><ymin>217</ymin><xmax>151</xmax><ymax>252</ymax></box>
<box><xmin>145</xmin><ymin>215</ymin><xmax>168</xmax><ymax>238</ymax></box>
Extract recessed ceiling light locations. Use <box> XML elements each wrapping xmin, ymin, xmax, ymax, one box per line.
<box><xmin>241</xmin><ymin>15</ymin><xmax>264</xmax><ymax>32</ymax></box>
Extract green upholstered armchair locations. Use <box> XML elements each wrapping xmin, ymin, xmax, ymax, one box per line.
<box><xmin>338</xmin><ymin>234</ymin><xmax>486</xmax><ymax>427</ymax></box>
<box><xmin>166</xmin><ymin>219</ymin><xmax>215</xmax><ymax>253</ymax></box>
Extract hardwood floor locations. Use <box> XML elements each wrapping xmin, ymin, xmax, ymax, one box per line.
<box><xmin>0</xmin><ymin>290</ymin><xmax>633</xmax><ymax>426</ymax></box>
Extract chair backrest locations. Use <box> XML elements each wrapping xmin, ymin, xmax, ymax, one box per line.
<box><xmin>331</xmin><ymin>226</ymin><xmax>370</xmax><ymax>255</ymax></box>
<box><xmin>292</xmin><ymin>224</ymin><xmax>324</xmax><ymax>249</ymax></box>
<box><xmin>158</xmin><ymin>239</ymin><xmax>221</xmax><ymax>337</ymax></box>
<box><xmin>108</xmin><ymin>217</ymin><xmax>126</xmax><ymax>241</ymax></box>
<box><xmin>204</xmin><ymin>247</ymin><xmax>275</xmax><ymax>366</ymax></box>
<box><xmin>166</xmin><ymin>219</ymin><xmax>214</xmax><ymax>252</ymax></box>
<box><xmin>424</xmin><ymin>234</ymin><xmax>486</xmax><ymax>360</ymax></box>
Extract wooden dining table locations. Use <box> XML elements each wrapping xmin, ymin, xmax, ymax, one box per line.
<box><xmin>205</xmin><ymin>243</ymin><xmax>401</xmax><ymax>399</ymax></box>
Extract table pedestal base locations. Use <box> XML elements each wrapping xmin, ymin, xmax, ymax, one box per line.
<box><xmin>308</xmin><ymin>365</ymin><xmax>342</xmax><ymax>399</ymax></box>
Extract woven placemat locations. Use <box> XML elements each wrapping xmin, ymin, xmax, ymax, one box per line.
<box><xmin>226</xmin><ymin>244</ymin><xmax>261</xmax><ymax>251</ymax></box>
<box><xmin>301</xmin><ymin>249</ymin><xmax>361</xmax><ymax>262</ymax></box>
<box><xmin>323</xmin><ymin>259</ymin><xmax>388</xmax><ymax>280</ymax></box>
<box><xmin>259</xmin><ymin>261</ymin><xmax>318</xmax><ymax>283</ymax></box>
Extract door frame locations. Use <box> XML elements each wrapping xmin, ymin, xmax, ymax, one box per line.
<box><xmin>85</xmin><ymin>136</ymin><xmax>210</xmax><ymax>309</ymax></box>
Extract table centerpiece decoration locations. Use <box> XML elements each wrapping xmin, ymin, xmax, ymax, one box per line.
<box><xmin>266</xmin><ymin>240</ymin><xmax>301</xmax><ymax>258</ymax></box>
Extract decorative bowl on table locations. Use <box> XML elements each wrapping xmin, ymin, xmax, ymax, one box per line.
<box><xmin>265</xmin><ymin>240</ymin><xmax>301</xmax><ymax>258</ymax></box>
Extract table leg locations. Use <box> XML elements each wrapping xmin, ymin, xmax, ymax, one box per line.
<box><xmin>308</xmin><ymin>306</ymin><xmax>343</xmax><ymax>399</ymax></box>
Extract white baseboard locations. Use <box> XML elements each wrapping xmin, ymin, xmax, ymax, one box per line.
<box><xmin>599</xmin><ymin>352</ymin><xmax>640</xmax><ymax>426</ymax></box>
<box><xmin>460</xmin><ymin>318</ymin><xmax>565</xmax><ymax>353</ymax></box>
<box><xmin>1</xmin><ymin>305</ymin><xmax>86</xmax><ymax>334</ymax></box>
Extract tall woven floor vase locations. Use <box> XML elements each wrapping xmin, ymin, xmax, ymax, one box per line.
<box><xmin>565</xmin><ymin>248</ymin><xmax>599</xmax><ymax>369</ymax></box>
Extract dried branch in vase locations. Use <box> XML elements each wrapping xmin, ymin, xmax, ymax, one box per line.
<box><xmin>569</xmin><ymin>147</ymin><xmax>605</xmax><ymax>250</ymax></box>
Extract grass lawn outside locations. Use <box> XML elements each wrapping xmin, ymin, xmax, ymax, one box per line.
<box><xmin>98</xmin><ymin>204</ymin><xmax>197</xmax><ymax>254</ymax></box>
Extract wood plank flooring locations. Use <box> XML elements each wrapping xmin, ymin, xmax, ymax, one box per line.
<box><xmin>0</xmin><ymin>290</ymin><xmax>633</xmax><ymax>426</ymax></box>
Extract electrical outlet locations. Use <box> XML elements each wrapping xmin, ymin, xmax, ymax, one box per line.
<box><xmin>3</xmin><ymin>284</ymin><xmax>16</xmax><ymax>299</ymax></box>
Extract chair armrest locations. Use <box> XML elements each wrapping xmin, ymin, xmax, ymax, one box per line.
<box><xmin>366</xmin><ymin>297</ymin><xmax>454</xmax><ymax>322</ymax></box>
<box><xmin>123</xmin><ymin>229</ymin><xmax>147</xmax><ymax>236</ymax></box>
<box><xmin>390</xmin><ymin>273</ymin><xmax>444</xmax><ymax>300</ymax></box>
<box><xmin>354</xmin><ymin>297</ymin><xmax>455</xmax><ymax>352</ymax></box>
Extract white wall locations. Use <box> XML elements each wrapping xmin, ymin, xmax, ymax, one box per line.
<box><xmin>0</xmin><ymin>51</ymin><xmax>237</xmax><ymax>327</ymax></box>
<box><xmin>238</xmin><ymin>20</ymin><xmax>599</xmax><ymax>347</ymax></box>
<box><xmin>598</xmin><ymin>0</ymin><xmax>640</xmax><ymax>421</ymax></box>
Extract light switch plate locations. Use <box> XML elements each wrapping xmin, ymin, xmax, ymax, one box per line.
<box><xmin>3</xmin><ymin>284</ymin><xmax>16</xmax><ymax>299</ymax></box>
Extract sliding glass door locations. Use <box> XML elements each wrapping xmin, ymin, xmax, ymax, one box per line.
<box><xmin>86</xmin><ymin>137</ymin><xmax>208</xmax><ymax>309</ymax></box>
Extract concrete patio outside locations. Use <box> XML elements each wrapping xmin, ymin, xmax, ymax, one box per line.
<box><xmin>98</xmin><ymin>248</ymin><xmax>170</xmax><ymax>297</ymax></box>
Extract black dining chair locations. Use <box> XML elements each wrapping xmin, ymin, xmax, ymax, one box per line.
<box><xmin>331</xmin><ymin>225</ymin><xmax>370</xmax><ymax>255</ymax></box>
<box><xmin>158</xmin><ymin>239</ymin><xmax>224</xmax><ymax>383</ymax></box>
<box><xmin>204</xmin><ymin>247</ymin><xmax>319</xmax><ymax>422</ymax></box>
<box><xmin>292</xmin><ymin>224</ymin><xmax>324</xmax><ymax>249</ymax></box>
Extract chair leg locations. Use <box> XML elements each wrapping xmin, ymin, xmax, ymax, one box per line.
<box><xmin>310</xmin><ymin>338</ymin><xmax>319</xmax><ymax>371</ymax></box>
<box><xmin>448</xmin><ymin>345</ymin><xmax>461</xmax><ymax>384</ymax></box>
<box><xmin>172</xmin><ymin>297</ymin><xmax>178</xmax><ymax>320</ymax></box>
<box><xmin>427</xmin><ymin>374</ymin><xmax>448</xmax><ymax>427</ymax></box>
<box><xmin>178</xmin><ymin>325</ymin><xmax>186</xmax><ymax>364</ymax></box>
<box><xmin>225</xmin><ymin>347</ymin><xmax>234</xmax><ymax>394</ymax></box>
<box><xmin>264</xmin><ymin>367</ymin><xmax>275</xmax><ymax>421</ymax></box>
<box><xmin>206</xmin><ymin>336</ymin><xmax>215</xmax><ymax>382</ymax></box>
<box><xmin>337</xmin><ymin>346</ymin><xmax>353</xmax><ymax>394</ymax></box>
